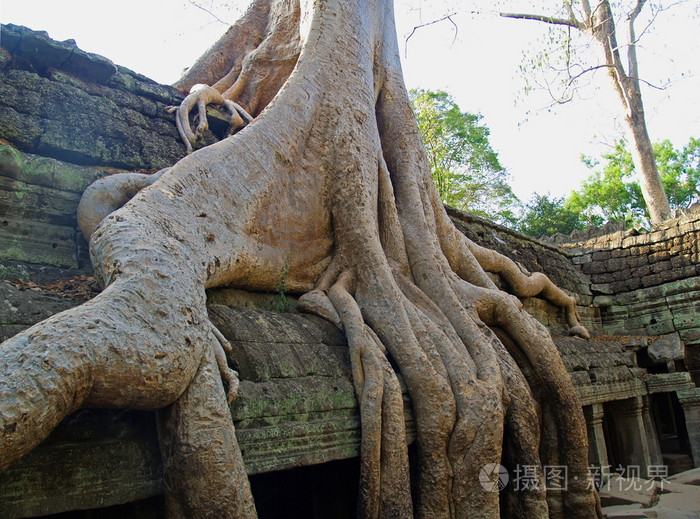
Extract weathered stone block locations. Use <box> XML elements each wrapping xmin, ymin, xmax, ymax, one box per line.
<box><xmin>680</xmin><ymin>329</ymin><xmax>700</xmax><ymax>345</ymax></box>
<box><xmin>625</xmin><ymin>278</ymin><xmax>643</xmax><ymax>292</ymax></box>
<box><xmin>646</xmin><ymin>372</ymin><xmax>693</xmax><ymax>394</ymax></box>
<box><xmin>0</xmin><ymin>104</ymin><xmax>43</xmax><ymax>150</ymax></box>
<box><xmin>0</xmin><ymin>216</ymin><xmax>78</xmax><ymax>268</ymax></box>
<box><xmin>659</xmin><ymin>269</ymin><xmax>680</xmax><ymax>284</ymax></box>
<box><xmin>0</xmin><ymin>62</ymin><xmax>188</xmax><ymax>171</ymax></box>
<box><xmin>651</xmin><ymin>261</ymin><xmax>672</xmax><ymax>273</ymax></box>
<box><xmin>642</xmin><ymin>274</ymin><xmax>662</xmax><ymax>288</ymax></box>
<box><xmin>61</xmin><ymin>47</ymin><xmax>117</xmax><ymax>84</ymax></box>
<box><xmin>583</xmin><ymin>261</ymin><xmax>608</xmax><ymax>275</ymax></box>
<box><xmin>11</xmin><ymin>28</ymin><xmax>74</xmax><ymax>74</ymax></box>
<box><xmin>646</xmin><ymin>321</ymin><xmax>678</xmax><ymax>336</ymax></box>
<box><xmin>611</xmin><ymin>248</ymin><xmax>631</xmax><ymax>259</ymax></box>
<box><xmin>628</xmin><ymin>255</ymin><xmax>648</xmax><ymax>267</ymax></box>
<box><xmin>679</xmin><ymin>222</ymin><xmax>696</xmax><ymax>235</ymax></box>
<box><xmin>648</xmin><ymin>252</ymin><xmax>667</xmax><ymax>264</ymax></box>
<box><xmin>648</xmin><ymin>333</ymin><xmax>685</xmax><ymax>363</ymax></box>
<box><xmin>671</xmin><ymin>255</ymin><xmax>692</xmax><ymax>269</ymax></box>
<box><xmin>592</xmin><ymin>283</ymin><xmax>613</xmax><ymax>295</ymax></box>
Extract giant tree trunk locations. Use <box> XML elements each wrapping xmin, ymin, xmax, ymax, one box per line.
<box><xmin>0</xmin><ymin>0</ymin><xmax>601</xmax><ymax>517</ymax></box>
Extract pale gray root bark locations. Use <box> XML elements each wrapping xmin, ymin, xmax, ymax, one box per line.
<box><xmin>77</xmin><ymin>168</ymin><xmax>168</xmax><ymax>239</ymax></box>
<box><xmin>1</xmin><ymin>0</ymin><xmax>602</xmax><ymax>518</ymax></box>
<box><xmin>157</xmin><ymin>346</ymin><xmax>256</xmax><ymax>518</ymax></box>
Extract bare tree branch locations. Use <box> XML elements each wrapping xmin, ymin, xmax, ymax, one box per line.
<box><xmin>404</xmin><ymin>13</ymin><xmax>458</xmax><ymax>57</ymax></box>
<box><xmin>186</xmin><ymin>0</ymin><xmax>230</xmax><ymax>26</ymax></box>
<box><xmin>499</xmin><ymin>12</ymin><xmax>582</xmax><ymax>29</ymax></box>
<box><xmin>626</xmin><ymin>0</ymin><xmax>647</xmax><ymax>80</ymax></box>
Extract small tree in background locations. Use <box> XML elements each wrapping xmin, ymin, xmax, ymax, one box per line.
<box><xmin>569</xmin><ymin>137</ymin><xmax>699</xmax><ymax>228</ymax></box>
<box><xmin>656</xmin><ymin>137</ymin><xmax>700</xmax><ymax>210</ymax></box>
<box><xmin>496</xmin><ymin>0</ymin><xmax>691</xmax><ymax>225</ymax></box>
<box><xmin>519</xmin><ymin>193</ymin><xmax>585</xmax><ymax>237</ymax></box>
<box><xmin>568</xmin><ymin>140</ymin><xmax>645</xmax><ymax>227</ymax></box>
<box><xmin>409</xmin><ymin>88</ymin><xmax>520</xmax><ymax>226</ymax></box>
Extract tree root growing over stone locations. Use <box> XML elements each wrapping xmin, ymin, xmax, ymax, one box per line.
<box><xmin>0</xmin><ymin>0</ymin><xmax>601</xmax><ymax>517</ymax></box>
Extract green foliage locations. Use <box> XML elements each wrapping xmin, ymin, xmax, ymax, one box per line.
<box><xmin>518</xmin><ymin>193</ymin><xmax>585</xmax><ymax>238</ymax></box>
<box><xmin>409</xmin><ymin>88</ymin><xmax>519</xmax><ymax>226</ymax></box>
<box><xmin>656</xmin><ymin>137</ymin><xmax>700</xmax><ymax>209</ymax></box>
<box><xmin>568</xmin><ymin>140</ymin><xmax>645</xmax><ymax>227</ymax></box>
<box><xmin>570</xmin><ymin>138</ymin><xmax>699</xmax><ymax>228</ymax></box>
<box><xmin>516</xmin><ymin>137</ymin><xmax>698</xmax><ymax>236</ymax></box>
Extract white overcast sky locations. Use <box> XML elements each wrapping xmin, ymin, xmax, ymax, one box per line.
<box><xmin>1</xmin><ymin>0</ymin><xmax>699</xmax><ymax>205</ymax></box>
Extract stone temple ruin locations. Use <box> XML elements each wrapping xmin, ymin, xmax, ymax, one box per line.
<box><xmin>0</xmin><ymin>25</ymin><xmax>699</xmax><ymax>518</ymax></box>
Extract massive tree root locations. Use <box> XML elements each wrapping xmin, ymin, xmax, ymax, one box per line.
<box><xmin>0</xmin><ymin>0</ymin><xmax>601</xmax><ymax>517</ymax></box>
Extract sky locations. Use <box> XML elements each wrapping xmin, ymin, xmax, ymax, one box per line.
<box><xmin>1</xmin><ymin>0</ymin><xmax>699</xmax><ymax>206</ymax></box>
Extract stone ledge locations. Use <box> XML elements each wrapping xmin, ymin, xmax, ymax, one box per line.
<box><xmin>646</xmin><ymin>372</ymin><xmax>694</xmax><ymax>394</ymax></box>
<box><xmin>0</xmin><ymin>26</ymin><xmax>234</xmax><ymax>172</ymax></box>
<box><xmin>0</xmin><ymin>24</ymin><xmax>117</xmax><ymax>84</ymax></box>
<box><xmin>677</xmin><ymin>387</ymin><xmax>700</xmax><ymax>407</ymax></box>
<box><xmin>1</xmin><ymin>299</ymin><xmax>629</xmax><ymax>517</ymax></box>
<box><xmin>576</xmin><ymin>376</ymin><xmax>647</xmax><ymax>407</ymax></box>
<box><xmin>0</xmin><ymin>306</ymin><xmax>363</xmax><ymax>517</ymax></box>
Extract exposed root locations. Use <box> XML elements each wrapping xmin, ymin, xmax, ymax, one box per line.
<box><xmin>158</xmin><ymin>345</ymin><xmax>256</xmax><ymax>519</ymax></box>
<box><xmin>297</xmin><ymin>288</ymin><xmax>343</xmax><ymax>331</ymax></box>
<box><xmin>466</xmin><ymin>240</ymin><xmax>590</xmax><ymax>339</ymax></box>
<box><xmin>171</xmin><ymin>0</ymin><xmax>302</xmax><ymax>154</ymax></box>
<box><xmin>427</xmin><ymin>184</ymin><xmax>589</xmax><ymax>339</ymax></box>
<box><xmin>210</xmin><ymin>322</ymin><xmax>240</xmax><ymax>403</ymax></box>
<box><xmin>169</xmin><ymin>85</ymin><xmax>251</xmax><ymax>154</ymax></box>
<box><xmin>77</xmin><ymin>168</ymin><xmax>168</xmax><ymax>240</ymax></box>
<box><xmin>326</xmin><ymin>271</ymin><xmax>412</xmax><ymax>517</ymax></box>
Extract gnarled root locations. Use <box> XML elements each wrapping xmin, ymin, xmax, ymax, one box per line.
<box><xmin>431</xmin><ymin>192</ymin><xmax>589</xmax><ymax>339</ymax></box>
<box><xmin>0</xmin><ymin>236</ymin><xmax>253</xmax><ymax>511</ymax></box>
<box><xmin>77</xmin><ymin>168</ymin><xmax>168</xmax><ymax>240</ymax></box>
<box><xmin>302</xmin><ymin>255</ymin><xmax>599</xmax><ymax>518</ymax></box>
<box><xmin>168</xmin><ymin>85</ymin><xmax>253</xmax><ymax>154</ymax></box>
<box><xmin>158</xmin><ymin>344</ymin><xmax>255</xmax><ymax>519</ymax></box>
<box><xmin>325</xmin><ymin>271</ymin><xmax>412</xmax><ymax>517</ymax></box>
<box><xmin>171</xmin><ymin>0</ymin><xmax>302</xmax><ymax>154</ymax></box>
<box><xmin>466</xmin><ymin>240</ymin><xmax>590</xmax><ymax>339</ymax></box>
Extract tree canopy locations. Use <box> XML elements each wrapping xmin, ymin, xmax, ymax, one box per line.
<box><xmin>409</xmin><ymin>88</ymin><xmax>520</xmax><ymax>226</ymax></box>
<box><xmin>518</xmin><ymin>193</ymin><xmax>585</xmax><ymax>238</ymax></box>
<box><xmin>568</xmin><ymin>138</ymin><xmax>699</xmax><ymax>228</ymax></box>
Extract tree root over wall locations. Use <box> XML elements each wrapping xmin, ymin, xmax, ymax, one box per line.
<box><xmin>0</xmin><ymin>0</ymin><xmax>601</xmax><ymax>517</ymax></box>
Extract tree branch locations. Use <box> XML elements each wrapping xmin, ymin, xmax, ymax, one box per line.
<box><xmin>405</xmin><ymin>13</ymin><xmax>458</xmax><ymax>57</ymax></box>
<box><xmin>626</xmin><ymin>0</ymin><xmax>647</xmax><ymax>82</ymax></box>
<box><xmin>186</xmin><ymin>0</ymin><xmax>230</xmax><ymax>26</ymax></box>
<box><xmin>499</xmin><ymin>12</ymin><xmax>582</xmax><ymax>29</ymax></box>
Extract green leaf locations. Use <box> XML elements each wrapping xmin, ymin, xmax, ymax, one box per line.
<box><xmin>409</xmin><ymin>88</ymin><xmax>520</xmax><ymax>226</ymax></box>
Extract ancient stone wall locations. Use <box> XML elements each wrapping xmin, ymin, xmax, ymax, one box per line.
<box><xmin>0</xmin><ymin>24</ymin><xmax>187</xmax><ymax>170</ymax></box>
<box><xmin>0</xmin><ymin>24</ymin><xmax>229</xmax><ymax>270</ymax></box>
<box><xmin>562</xmin><ymin>213</ymin><xmax>700</xmax><ymax>380</ymax></box>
